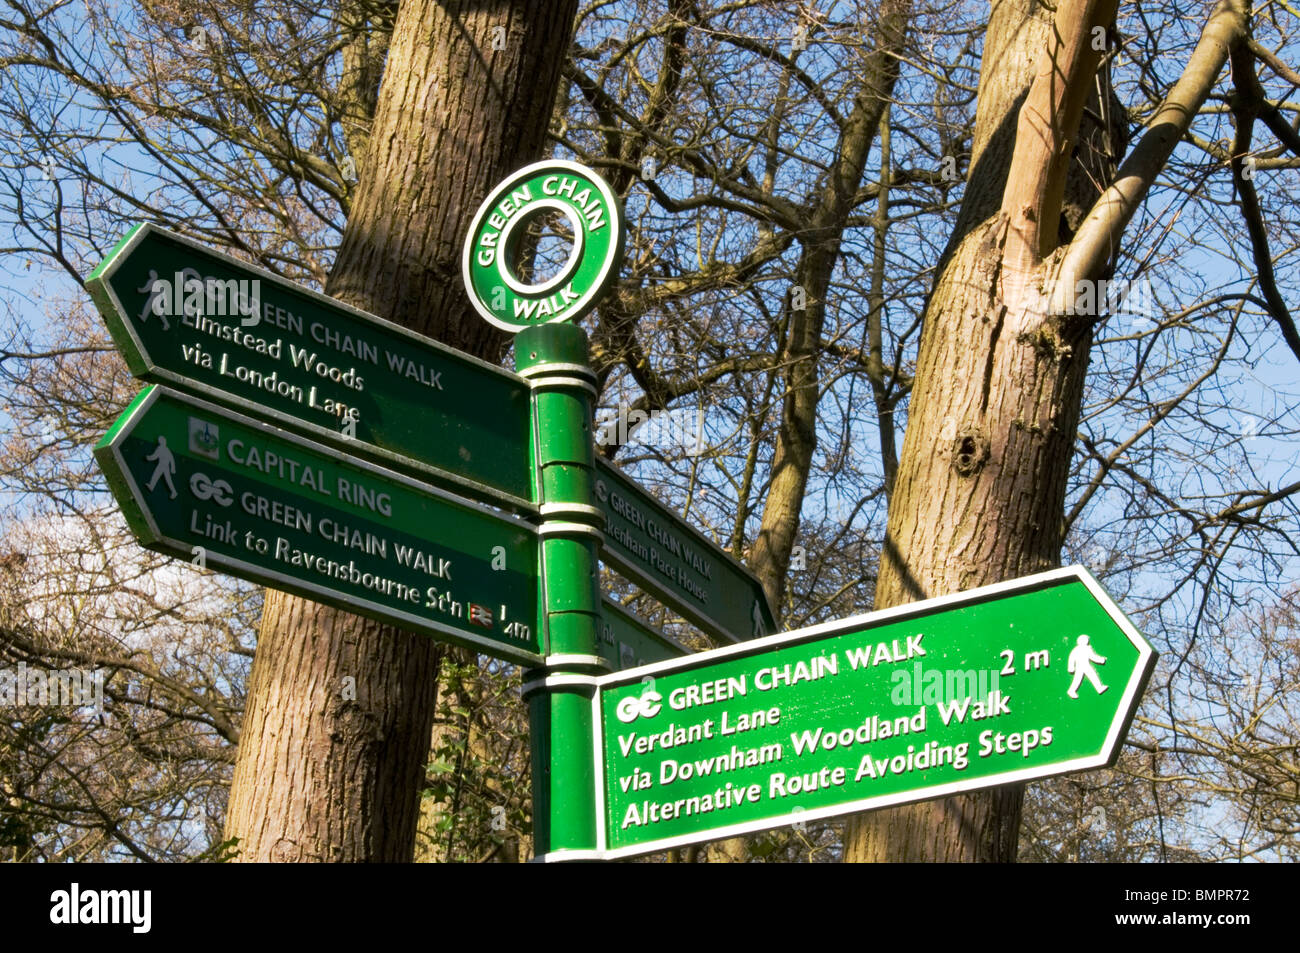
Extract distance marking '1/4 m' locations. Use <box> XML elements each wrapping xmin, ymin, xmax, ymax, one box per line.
<box><xmin>96</xmin><ymin>385</ymin><xmax>544</xmax><ymax>666</ymax></box>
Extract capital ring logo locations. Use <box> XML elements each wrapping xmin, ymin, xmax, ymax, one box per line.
<box><xmin>615</xmin><ymin>687</ymin><xmax>663</xmax><ymax>723</ymax></box>
<box><xmin>462</xmin><ymin>160</ymin><xmax>625</xmax><ymax>332</ymax></box>
<box><xmin>189</xmin><ymin>471</ymin><xmax>234</xmax><ymax>506</ymax></box>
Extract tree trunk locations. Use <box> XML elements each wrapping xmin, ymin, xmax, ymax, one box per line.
<box><xmin>842</xmin><ymin>0</ymin><xmax>1244</xmax><ymax>862</ymax></box>
<box><xmin>842</xmin><ymin>216</ymin><xmax>1095</xmax><ymax>861</ymax></box>
<box><xmin>843</xmin><ymin>0</ymin><xmax>1112</xmax><ymax>862</ymax></box>
<box><xmin>224</xmin><ymin>0</ymin><xmax>577</xmax><ymax>863</ymax></box>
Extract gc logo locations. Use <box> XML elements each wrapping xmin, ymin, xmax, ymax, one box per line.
<box><xmin>615</xmin><ymin>687</ymin><xmax>662</xmax><ymax>724</ymax></box>
<box><xmin>189</xmin><ymin>472</ymin><xmax>234</xmax><ymax>506</ymax></box>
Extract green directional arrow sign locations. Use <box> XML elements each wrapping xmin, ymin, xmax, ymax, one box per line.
<box><xmin>593</xmin><ymin>458</ymin><xmax>776</xmax><ymax>647</ymax></box>
<box><xmin>95</xmin><ymin>386</ymin><xmax>543</xmax><ymax>665</ymax></box>
<box><xmin>589</xmin><ymin>567</ymin><xmax>1156</xmax><ymax>860</ymax></box>
<box><xmin>596</xmin><ymin>597</ymin><xmax>689</xmax><ymax>671</ymax></box>
<box><xmin>86</xmin><ymin>224</ymin><xmax>534</xmax><ymax>511</ymax></box>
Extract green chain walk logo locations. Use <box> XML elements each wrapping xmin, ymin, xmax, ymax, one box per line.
<box><xmin>462</xmin><ymin>160</ymin><xmax>624</xmax><ymax>332</ymax></box>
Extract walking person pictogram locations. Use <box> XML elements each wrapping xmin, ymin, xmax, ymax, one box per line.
<box><xmin>145</xmin><ymin>436</ymin><xmax>178</xmax><ymax>499</ymax></box>
<box><xmin>1066</xmin><ymin>634</ymin><xmax>1108</xmax><ymax>698</ymax></box>
<box><xmin>137</xmin><ymin>269</ymin><xmax>170</xmax><ymax>329</ymax></box>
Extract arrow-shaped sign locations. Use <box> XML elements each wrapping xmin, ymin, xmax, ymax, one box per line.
<box><xmin>95</xmin><ymin>386</ymin><xmax>544</xmax><ymax>665</ymax></box>
<box><xmin>86</xmin><ymin>224</ymin><xmax>535</xmax><ymax>511</ymax></box>
<box><xmin>596</xmin><ymin>596</ymin><xmax>689</xmax><ymax>671</ymax></box>
<box><xmin>86</xmin><ymin>225</ymin><xmax>776</xmax><ymax>654</ymax></box>
<box><xmin>593</xmin><ymin>458</ymin><xmax>776</xmax><ymax>647</ymax></box>
<box><xmin>589</xmin><ymin>567</ymin><xmax>1156</xmax><ymax>860</ymax></box>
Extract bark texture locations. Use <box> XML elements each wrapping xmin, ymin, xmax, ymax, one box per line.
<box><xmin>842</xmin><ymin>0</ymin><xmax>1115</xmax><ymax>863</ymax></box>
<box><xmin>842</xmin><ymin>0</ymin><xmax>1246</xmax><ymax>862</ymax></box>
<box><xmin>842</xmin><ymin>217</ymin><xmax>1094</xmax><ymax>862</ymax></box>
<box><xmin>224</xmin><ymin>0</ymin><xmax>578</xmax><ymax>862</ymax></box>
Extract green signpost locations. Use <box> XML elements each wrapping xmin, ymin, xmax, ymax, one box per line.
<box><xmin>95</xmin><ymin>386</ymin><xmax>544</xmax><ymax>665</ymax></box>
<box><xmin>86</xmin><ymin>223</ymin><xmax>535</xmax><ymax>511</ymax></box>
<box><xmin>594</xmin><ymin>458</ymin><xmax>776</xmax><ymax>645</ymax></box>
<box><xmin>590</xmin><ymin>566</ymin><xmax>1156</xmax><ymax>860</ymax></box>
<box><xmin>90</xmin><ymin>162</ymin><xmax>1158</xmax><ymax>863</ymax></box>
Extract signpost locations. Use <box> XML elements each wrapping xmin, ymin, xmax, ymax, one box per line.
<box><xmin>594</xmin><ymin>458</ymin><xmax>776</xmax><ymax>645</ymax></box>
<box><xmin>90</xmin><ymin>162</ymin><xmax>1158</xmax><ymax>863</ymax></box>
<box><xmin>591</xmin><ymin>566</ymin><xmax>1156</xmax><ymax>860</ymax></box>
<box><xmin>95</xmin><ymin>386</ymin><xmax>544</xmax><ymax>665</ymax></box>
<box><xmin>86</xmin><ymin>223</ymin><xmax>535</xmax><ymax>511</ymax></box>
<box><xmin>85</xmin><ymin>222</ymin><xmax>759</xmax><ymax>640</ymax></box>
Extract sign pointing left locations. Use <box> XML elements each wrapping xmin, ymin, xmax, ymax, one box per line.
<box><xmin>95</xmin><ymin>386</ymin><xmax>544</xmax><ymax>666</ymax></box>
<box><xmin>86</xmin><ymin>224</ymin><xmax>535</xmax><ymax>512</ymax></box>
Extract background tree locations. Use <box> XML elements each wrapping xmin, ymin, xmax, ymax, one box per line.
<box><xmin>0</xmin><ymin>306</ymin><xmax>251</xmax><ymax>861</ymax></box>
<box><xmin>221</xmin><ymin>0</ymin><xmax>580</xmax><ymax>862</ymax></box>
<box><xmin>1</xmin><ymin>0</ymin><xmax>1298</xmax><ymax>862</ymax></box>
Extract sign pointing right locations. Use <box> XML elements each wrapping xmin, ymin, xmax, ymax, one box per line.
<box><xmin>590</xmin><ymin>567</ymin><xmax>1156</xmax><ymax>860</ymax></box>
<box><xmin>592</xmin><ymin>458</ymin><xmax>776</xmax><ymax>647</ymax></box>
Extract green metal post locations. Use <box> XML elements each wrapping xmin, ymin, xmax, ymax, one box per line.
<box><xmin>516</xmin><ymin>323</ymin><xmax>606</xmax><ymax>861</ymax></box>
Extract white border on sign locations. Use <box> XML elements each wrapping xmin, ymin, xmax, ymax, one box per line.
<box><xmin>495</xmin><ymin>198</ymin><xmax>586</xmax><ymax>296</ymax></box>
<box><xmin>461</xmin><ymin>159</ymin><xmax>623</xmax><ymax>333</ymax></box>
<box><xmin>100</xmin><ymin>385</ymin><xmax>548</xmax><ymax>668</ymax></box>
<box><xmin>581</xmin><ymin>565</ymin><xmax>1157</xmax><ymax>860</ymax></box>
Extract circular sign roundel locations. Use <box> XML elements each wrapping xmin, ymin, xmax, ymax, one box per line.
<box><xmin>462</xmin><ymin>160</ymin><xmax>625</xmax><ymax>332</ymax></box>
